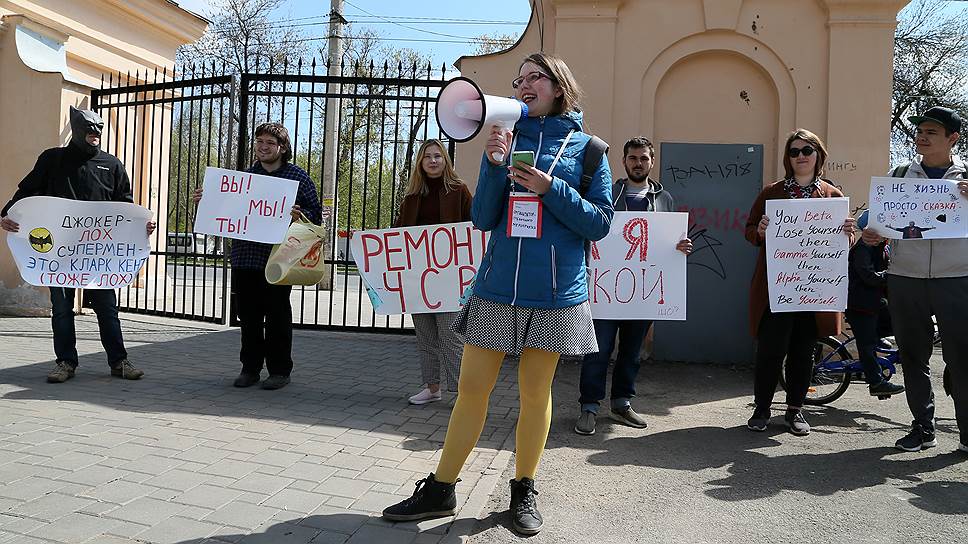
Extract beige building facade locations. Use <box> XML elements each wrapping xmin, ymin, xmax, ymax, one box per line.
<box><xmin>0</xmin><ymin>0</ymin><xmax>206</xmax><ymax>314</ymax></box>
<box><xmin>455</xmin><ymin>0</ymin><xmax>907</xmax><ymax>362</ymax></box>
<box><xmin>455</xmin><ymin>0</ymin><xmax>907</xmax><ymax>203</ymax></box>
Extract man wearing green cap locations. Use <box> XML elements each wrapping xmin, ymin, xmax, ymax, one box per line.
<box><xmin>864</xmin><ymin>106</ymin><xmax>968</xmax><ymax>454</ymax></box>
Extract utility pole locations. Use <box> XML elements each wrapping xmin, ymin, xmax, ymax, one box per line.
<box><xmin>319</xmin><ymin>0</ymin><xmax>345</xmax><ymax>290</ymax></box>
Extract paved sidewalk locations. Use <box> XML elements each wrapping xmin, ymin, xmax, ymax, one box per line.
<box><xmin>468</xmin><ymin>351</ymin><xmax>968</xmax><ymax>543</ymax></box>
<box><xmin>0</xmin><ymin>313</ymin><xmax>519</xmax><ymax>544</ymax></box>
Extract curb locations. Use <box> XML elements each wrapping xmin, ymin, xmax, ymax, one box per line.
<box><xmin>442</xmin><ymin>448</ymin><xmax>514</xmax><ymax>544</ymax></box>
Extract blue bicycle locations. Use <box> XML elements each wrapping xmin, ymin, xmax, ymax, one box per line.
<box><xmin>779</xmin><ymin>326</ymin><xmax>941</xmax><ymax>405</ymax></box>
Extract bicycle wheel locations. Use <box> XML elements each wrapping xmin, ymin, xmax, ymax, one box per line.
<box><xmin>779</xmin><ymin>337</ymin><xmax>853</xmax><ymax>405</ymax></box>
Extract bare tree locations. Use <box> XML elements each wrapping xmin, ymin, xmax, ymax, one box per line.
<box><xmin>471</xmin><ymin>32</ymin><xmax>519</xmax><ymax>56</ymax></box>
<box><xmin>892</xmin><ymin>0</ymin><xmax>968</xmax><ymax>162</ymax></box>
<box><xmin>177</xmin><ymin>0</ymin><xmax>308</xmax><ymax>73</ymax></box>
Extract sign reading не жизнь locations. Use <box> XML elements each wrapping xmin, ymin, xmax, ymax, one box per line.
<box><xmin>868</xmin><ymin>176</ymin><xmax>967</xmax><ymax>239</ymax></box>
<box><xmin>4</xmin><ymin>196</ymin><xmax>152</xmax><ymax>289</ymax></box>
<box><xmin>765</xmin><ymin>197</ymin><xmax>849</xmax><ymax>313</ymax></box>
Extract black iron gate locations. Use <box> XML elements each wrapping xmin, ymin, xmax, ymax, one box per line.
<box><xmin>92</xmin><ymin>66</ymin><xmax>234</xmax><ymax>324</ymax></box>
<box><xmin>93</xmin><ymin>60</ymin><xmax>455</xmax><ymax>331</ymax></box>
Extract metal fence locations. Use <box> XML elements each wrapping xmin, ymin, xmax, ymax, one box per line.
<box><xmin>92</xmin><ymin>65</ymin><xmax>234</xmax><ymax>324</ymax></box>
<box><xmin>93</xmin><ymin>60</ymin><xmax>456</xmax><ymax>332</ymax></box>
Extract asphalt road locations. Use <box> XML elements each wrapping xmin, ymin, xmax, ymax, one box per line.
<box><xmin>466</xmin><ymin>349</ymin><xmax>967</xmax><ymax>544</ymax></box>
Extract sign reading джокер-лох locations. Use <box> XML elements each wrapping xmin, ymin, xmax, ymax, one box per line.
<box><xmin>4</xmin><ymin>196</ymin><xmax>152</xmax><ymax>289</ymax></box>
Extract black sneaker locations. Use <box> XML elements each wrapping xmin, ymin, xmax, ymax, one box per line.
<box><xmin>609</xmin><ymin>406</ymin><xmax>648</xmax><ymax>429</ymax></box>
<box><xmin>261</xmin><ymin>375</ymin><xmax>290</xmax><ymax>390</ymax></box>
<box><xmin>233</xmin><ymin>373</ymin><xmax>260</xmax><ymax>388</ymax></box>
<box><xmin>747</xmin><ymin>406</ymin><xmax>770</xmax><ymax>431</ymax></box>
<box><xmin>784</xmin><ymin>410</ymin><xmax>810</xmax><ymax>436</ymax></box>
<box><xmin>574</xmin><ymin>411</ymin><xmax>596</xmax><ymax>435</ymax></box>
<box><xmin>509</xmin><ymin>477</ymin><xmax>543</xmax><ymax>535</ymax></box>
<box><xmin>382</xmin><ymin>473</ymin><xmax>458</xmax><ymax>521</ymax></box>
<box><xmin>895</xmin><ymin>427</ymin><xmax>938</xmax><ymax>452</ymax></box>
<box><xmin>869</xmin><ymin>381</ymin><xmax>905</xmax><ymax>397</ymax></box>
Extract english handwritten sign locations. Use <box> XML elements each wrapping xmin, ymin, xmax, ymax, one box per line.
<box><xmin>868</xmin><ymin>176</ymin><xmax>967</xmax><ymax>239</ymax></box>
<box><xmin>587</xmin><ymin>212</ymin><xmax>688</xmax><ymax>320</ymax></box>
<box><xmin>765</xmin><ymin>198</ymin><xmax>849</xmax><ymax>313</ymax></box>
<box><xmin>4</xmin><ymin>196</ymin><xmax>151</xmax><ymax>289</ymax></box>
<box><xmin>194</xmin><ymin>167</ymin><xmax>298</xmax><ymax>244</ymax></box>
<box><xmin>350</xmin><ymin>222</ymin><xmax>489</xmax><ymax>314</ymax></box>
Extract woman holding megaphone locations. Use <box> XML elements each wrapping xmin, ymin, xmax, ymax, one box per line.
<box><xmin>383</xmin><ymin>53</ymin><xmax>614</xmax><ymax>535</ymax></box>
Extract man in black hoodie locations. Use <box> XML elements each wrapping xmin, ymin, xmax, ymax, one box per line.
<box><xmin>1</xmin><ymin>106</ymin><xmax>154</xmax><ymax>383</ymax></box>
<box><xmin>575</xmin><ymin>137</ymin><xmax>692</xmax><ymax>435</ymax></box>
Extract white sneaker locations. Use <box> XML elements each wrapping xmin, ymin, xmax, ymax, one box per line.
<box><xmin>408</xmin><ymin>388</ymin><xmax>442</xmax><ymax>405</ymax></box>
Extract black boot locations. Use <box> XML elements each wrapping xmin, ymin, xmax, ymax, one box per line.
<box><xmin>382</xmin><ymin>473</ymin><xmax>458</xmax><ymax>521</ymax></box>
<box><xmin>509</xmin><ymin>477</ymin><xmax>543</xmax><ymax>535</ymax></box>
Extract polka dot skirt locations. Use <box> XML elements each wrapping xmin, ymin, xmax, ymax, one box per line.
<box><xmin>452</xmin><ymin>296</ymin><xmax>598</xmax><ymax>356</ymax></box>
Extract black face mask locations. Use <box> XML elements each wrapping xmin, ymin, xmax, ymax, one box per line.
<box><xmin>69</xmin><ymin>106</ymin><xmax>104</xmax><ymax>154</ymax></box>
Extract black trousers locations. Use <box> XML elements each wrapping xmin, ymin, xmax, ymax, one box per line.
<box><xmin>50</xmin><ymin>287</ymin><xmax>127</xmax><ymax>367</ymax></box>
<box><xmin>754</xmin><ymin>310</ymin><xmax>818</xmax><ymax>410</ymax></box>
<box><xmin>233</xmin><ymin>269</ymin><xmax>293</xmax><ymax>377</ymax></box>
<box><xmin>888</xmin><ymin>275</ymin><xmax>968</xmax><ymax>443</ymax></box>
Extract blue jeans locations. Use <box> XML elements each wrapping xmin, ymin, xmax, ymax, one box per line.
<box><xmin>50</xmin><ymin>287</ymin><xmax>127</xmax><ymax>368</ymax></box>
<box><xmin>579</xmin><ymin>319</ymin><xmax>652</xmax><ymax>413</ymax></box>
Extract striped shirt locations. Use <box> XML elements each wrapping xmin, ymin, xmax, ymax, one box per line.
<box><xmin>230</xmin><ymin>162</ymin><xmax>322</xmax><ymax>270</ymax></box>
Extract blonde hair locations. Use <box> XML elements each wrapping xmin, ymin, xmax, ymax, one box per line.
<box><xmin>782</xmin><ymin>128</ymin><xmax>829</xmax><ymax>180</ymax></box>
<box><xmin>404</xmin><ymin>140</ymin><xmax>464</xmax><ymax>196</ymax></box>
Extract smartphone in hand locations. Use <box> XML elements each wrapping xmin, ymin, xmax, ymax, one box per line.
<box><xmin>511</xmin><ymin>150</ymin><xmax>534</xmax><ymax>169</ymax></box>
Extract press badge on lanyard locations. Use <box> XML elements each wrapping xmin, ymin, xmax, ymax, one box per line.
<box><xmin>506</xmin><ymin>130</ymin><xmax>575</xmax><ymax>239</ymax></box>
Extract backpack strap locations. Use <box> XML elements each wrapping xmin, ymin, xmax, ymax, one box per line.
<box><xmin>579</xmin><ymin>135</ymin><xmax>608</xmax><ymax>196</ymax></box>
<box><xmin>891</xmin><ymin>164</ymin><xmax>909</xmax><ymax>178</ymax></box>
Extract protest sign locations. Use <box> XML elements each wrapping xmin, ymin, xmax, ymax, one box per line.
<box><xmin>4</xmin><ymin>196</ymin><xmax>151</xmax><ymax>289</ymax></box>
<box><xmin>765</xmin><ymin>197</ymin><xmax>849</xmax><ymax>312</ymax></box>
<box><xmin>867</xmin><ymin>176</ymin><xmax>967</xmax><ymax>239</ymax></box>
<box><xmin>194</xmin><ymin>167</ymin><xmax>298</xmax><ymax>244</ymax></box>
<box><xmin>350</xmin><ymin>222</ymin><xmax>488</xmax><ymax>314</ymax></box>
<box><xmin>587</xmin><ymin>212</ymin><xmax>688</xmax><ymax>320</ymax></box>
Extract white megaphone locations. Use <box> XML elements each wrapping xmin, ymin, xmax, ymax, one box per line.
<box><xmin>436</xmin><ymin>76</ymin><xmax>528</xmax><ymax>162</ymax></box>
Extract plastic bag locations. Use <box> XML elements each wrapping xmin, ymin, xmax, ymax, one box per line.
<box><xmin>264</xmin><ymin>214</ymin><xmax>327</xmax><ymax>285</ymax></box>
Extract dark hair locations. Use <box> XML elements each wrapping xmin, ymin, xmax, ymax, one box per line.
<box><xmin>782</xmin><ymin>128</ymin><xmax>828</xmax><ymax>180</ymax></box>
<box><xmin>254</xmin><ymin>122</ymin><xmax>293</xmax><ymax>163</ymax></box>
<box><xmin>519</xmin><ymin>52</ymin><xmax>583</xmax><ymax>115</ymax></box>
<box><xmin>623</xmin><ymin>137</ymin><xmax>655</xmax><ymax>159</ymax></box>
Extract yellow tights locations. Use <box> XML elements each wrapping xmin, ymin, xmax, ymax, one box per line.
<box><xmin>435</xmin><ymin>344</ymin><xmax>560</xmax><ymax>484</ymax></box>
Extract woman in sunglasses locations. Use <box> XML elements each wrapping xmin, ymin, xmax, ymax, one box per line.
<box><xmin>744</xmin><ymin>129</ymin><xmax>855</xmax><ymax>436</ymax></box>
<box><xmin>383</xmin><ymin>52</ymin><xmax>613</xmax><ymax>535</ymax></box>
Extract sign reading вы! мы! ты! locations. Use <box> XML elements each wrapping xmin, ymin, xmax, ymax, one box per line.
<box><xmin>4</xmin><ymin>196</ymin><xmax>152</xmax><ymax>289</ymax></box>
<box><xmin>194</xmin><ymin>167</ymin><xmax>299</xmax><ymax>244</ymax></box>
<box><xmin>765</xmin><ymin>197</ymin><xmax>849</xmax><ymax>313</ymax></box>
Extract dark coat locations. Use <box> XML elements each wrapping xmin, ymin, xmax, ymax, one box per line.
<box><xmin>1</xmin><ymin>144</ymin><xmax>132</xmax><ymax>216</ymax></box>
<box><xmin>846</xmin><ymin>241</ymin><xmax>889</xmax><ymax>313</ymax></box>
<box><xmin>744</xmin><ymin>179</ymin><xmax>845</xmax><ymax>338</ymax></box>
<box><xmin>393</xmin><ymin>182</ymin><xmax>472</xmax><ymax>228</ymax></box>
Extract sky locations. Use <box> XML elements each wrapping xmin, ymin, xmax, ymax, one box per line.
<box><xmin>173</xmin><ymin>0</ymin><xmax>535</xmax><ymax>69</ymax></box>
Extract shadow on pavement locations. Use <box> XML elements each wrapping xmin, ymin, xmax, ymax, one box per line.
<box><xmin>0</xmin><ymin>317</ymin><xmax>465</xmax><ymax>449</ymax></box>
<box><xmin>584</xmin><ymin>424</ymin><xmax>966</xmax><ymax>511</ymax></box>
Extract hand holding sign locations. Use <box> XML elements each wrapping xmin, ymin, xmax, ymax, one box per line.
<box><xmin>765</xmin><ymin>197</ymin><xmax>849</xmax><ymax>312</ymax></box>
<box><xmin>867</xmin><ymin>176</ymin><xmax>967</xmax><ymax>239</ymax></box>
<box><xmin>5</xmin><ymin>196</ymin><xmax>152</xmax><ymax>289</ymax></box>
<box><xmin>194</xmin><ymin>167</ymin><xmax>299</xmax><ymax>244</ymax></box>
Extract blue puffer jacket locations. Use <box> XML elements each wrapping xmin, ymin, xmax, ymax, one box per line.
<box><xmin>471</xmin><ymin>111</ymin><xmax>614</xmax><ymax>309</ymax></box>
